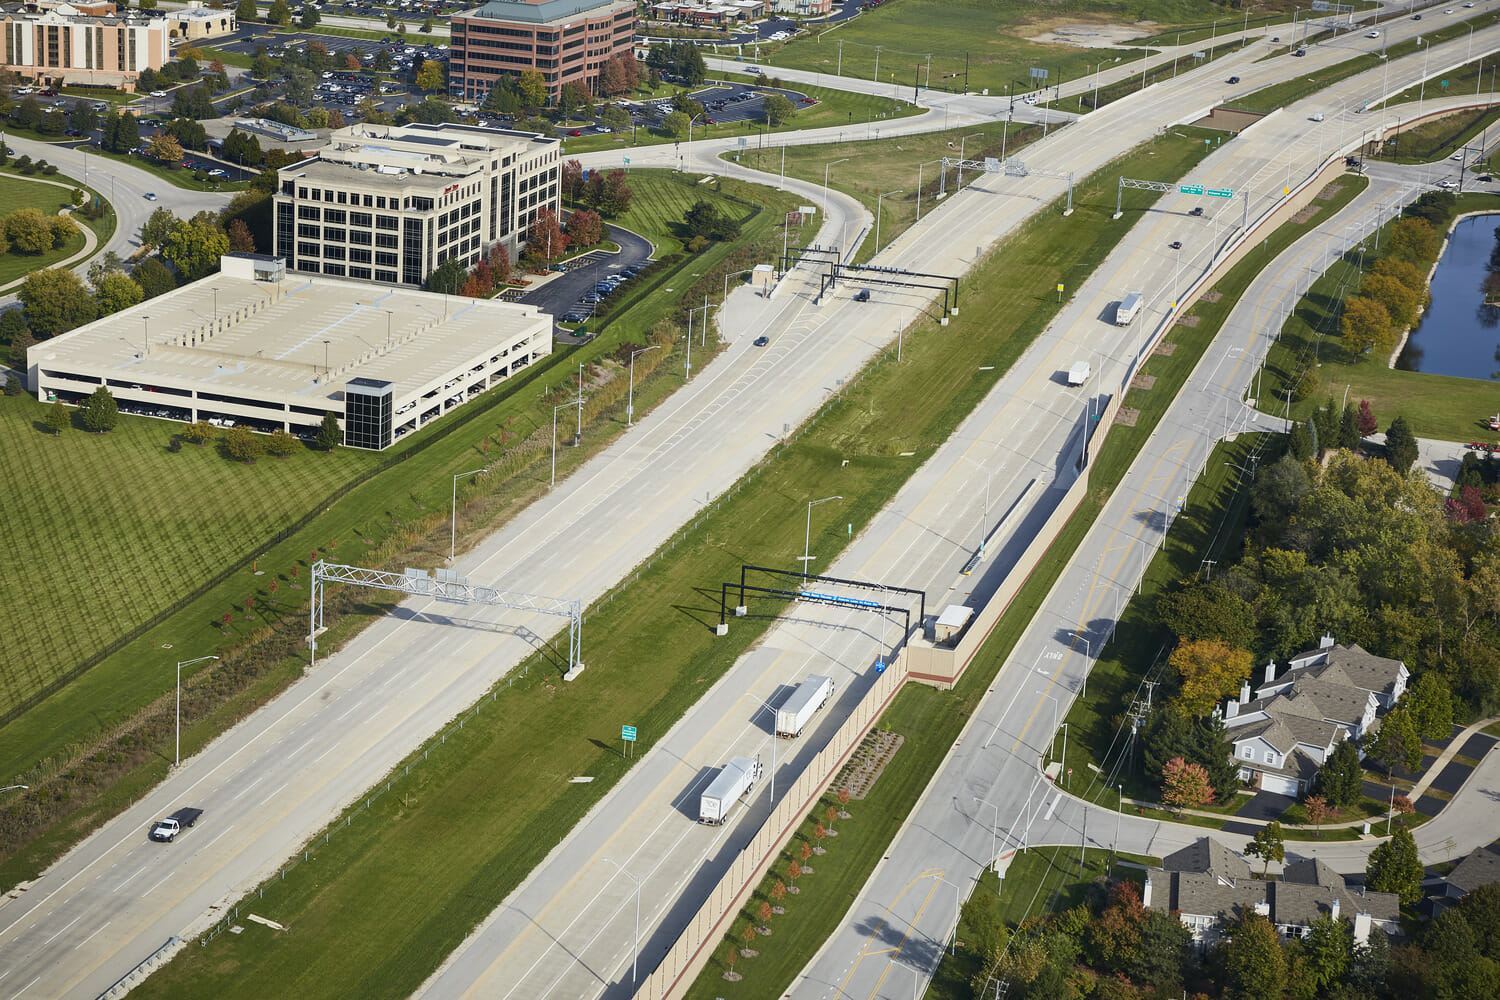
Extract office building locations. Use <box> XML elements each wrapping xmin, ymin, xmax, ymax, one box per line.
<box><xmin>26</xmin><ymin>254</ymin><xmax>553</xmax><ymax>450</ymax></box>
<box><xmin>449</xmin><ymin>0</ymin><xmax>636</xmax><ymax>104</ymax></box>
<box><xmin>166</xmin><ymin>1</ymin><xmax>236</xmax><ymax>41</ymax></box>
<box><xmin>0</xmin><ymin>2</ymin><xmax>168</xmax><ymax>90</ymax></box>
<box><xmin>273</xmin><ymin>121</ymin><xmax>560</xmax><ymax>287</ymax></box>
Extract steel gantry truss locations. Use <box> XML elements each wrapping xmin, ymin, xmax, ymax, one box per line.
<box><xmin>308</xmin><ymin>560</ymin><xmax>585</xmax><ymax>678</ymax></box>
<box><xmin>1114</xmin><ymin>176</ymin><xmax>1174</xmax><ymax>218</ymax></box>
<box><xmin>942</xmin><ymin>156</ymin><xmax>1076</xmax><ymax>215</ymax></box>
<box><xmin>717</xmin><ymin>564</ymin><xmax>926</xmax><ymax>638</ymax></box>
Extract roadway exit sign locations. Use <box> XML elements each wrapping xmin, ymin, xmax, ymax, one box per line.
<box><xmin>622</xmin><ymin>725</ymin><xmax>637</xmax><ymax>742</ymax></box>
<box><xmin>1206</xmin><ymin>187</ymin><xmax>1235</xmax><ymax>198</ymax></box>
<box><xmin>1180</xmin><ymin>184</ymin><xmax>1204</xmax><ymax>195</ymax></box>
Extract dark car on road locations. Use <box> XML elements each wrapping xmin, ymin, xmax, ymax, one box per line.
<box><xmin>753</xmin><ymin>335</ymin><xmax>769</xmax><ymax>346</ymax></box>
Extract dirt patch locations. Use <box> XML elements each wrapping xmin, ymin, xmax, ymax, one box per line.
<box><xmin>1315</xmin><ymin>180</ymin><xmax>1345</xmax><ymax>201</ymax></box>
<box><xmin>1024</xmin><ymin>17</ymin><xmax>1154</xmax><ymax>48</ymax></box>
<box><xmin>1115</xmin><ymin>407</ymin><xmax>1140</xmax><ymax>426</ymax></box>
<box><xmin>1131</xmin><ymin>373</ymin><xmax>1157</xmax><ymax>391</ymax></box>
<box><xmin>835</xmin><ymin>729</ymin><xmax>904</xmax><ymax>800</ymax></box>
<box><xmin>1154</xmin><ymin>342</ymin><xmax>1178</xmax><ymax>355</ymax></box>
<box><xmin>1201</xmin><ymin>291</ymin><xmax>1222</xmax><ymax>304</ymax></box>
<box><xmin>1188</xmin><ymin>107</ymin><xmax>1266</xmax><ymax>133</ymax></box>
<box><xmin>1290</xmin><ymin>206</ymin><xmax>1318</xmax><ymax>224</ymax></box>
<box><xmin>1175</xmin><ymin>314</ymin><xmax>1201</xmax><ymax>327</ymax></box>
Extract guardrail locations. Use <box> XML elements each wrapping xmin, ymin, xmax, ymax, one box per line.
<box><xmin>96</xmin><ymin>936</ymin><xmax>179</xmax><ymax>1000</ymax></box>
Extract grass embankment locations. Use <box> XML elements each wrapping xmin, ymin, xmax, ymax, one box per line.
<box><xmin>1084</xmin><ymin>39</ymin><xmax>1252</xmax><ymax>112</ymax></box>
<box><xmin>0</xmin><ymin>171</ymin><xmax>791</xmax><ymax>877</ymax></box>
<box><xmin>1376</xmin><ymin>105</ymin><xmax>1500</xmax><ymax>165</ymax></box>
<box><xmin>0</xmin><ymin>173</ymin><xmax>98</xmax><ymax>284</ymax></box>
<box><xmin>1254</xmin><ymin>189</ymin><xmax>1500</xmax><ymax>443</ymax></box>
<box><xmin>132</xmin><ymin>129</ymin><xmax>1223</xmax><ymax>1000</ymax></box>
<box><xmin>760</xmin><ymin>118</ymin><xmax>1055</xmax><ymax>262</ymax></box>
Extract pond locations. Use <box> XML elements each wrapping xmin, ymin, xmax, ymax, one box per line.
<box><xmin>1396</xmin><ymin>213</ymin><xmax>1500</xmax><ymax>380</ymax></box>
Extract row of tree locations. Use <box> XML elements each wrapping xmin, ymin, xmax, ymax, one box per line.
<box><xmin>1</xmin><ymin>208</ymin><xmax>78</xmax><ymax>256</ymax></box>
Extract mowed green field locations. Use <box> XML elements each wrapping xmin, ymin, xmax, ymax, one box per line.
<box><xmin>0</xmin><ymin>396</ymin><xmax>379</xmax><ymax>721</ymax></box>
<box><xmin>759</xmin><ymin>0</ymin><xmax>1223</xmax><ymax>95</ymax></box>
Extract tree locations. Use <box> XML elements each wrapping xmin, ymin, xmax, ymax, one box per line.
<box><xmin>1341</xmin><ymin>295</ymin><xmax>1394</xmax><ymax>357</ymax></box>
<box><xmin>19</xmin><ymin>268</ymin><xmax>98</xmax><ymax>337</ymax></box>
<box><xmin>516</xmin><ymin>68</ymin><xmax>548</xmax><ymax>111</ymax></box>
<box><xmin>251</xmin><ymin>51</ymin><xmax>275</xmax><ymax>80</ymax></box>
<box><xmin>69</xmin><ymin>100</ymin><xmax>99</xmax><ymax>136</ymax></box>
<box><xmin>226</xmin><ymin>218</ymin><xmax>256</xmax><ymax>254</ymax></box>
<box><xmin>1131</xmin><ymin>909</ymin><xmax>1193</xmax><ymax>993</ymax></box>
<box><xmin>1362</xmin><ymin>272</ymin><xmax>1422</xmax><ymax>328</ymax></box>
<box><xmin>600</xmin><ymin>170</ymin><xmax>632</xmax><ymax>216</ymax></box>
<box><xmin>1158</xmin><ymin>580</ymin><xmax>1257</xmax><ymax>649</ymax></box>
<box><xmin>559</xmin><ymin>80</ymin><xmax>592</xmax><ymax>118</ymax></box>
<box><xmin>1161</xmin><ymin>756</ymin><xmax>1214</xmax><ymax>813</ymax></box>
<box><xmin>316</xmin><ymin>411</ymin><xmax>342</xmax><ymax>451</ymax></box>
<box><xmin>416</xmin><ymin>59</ymin><xmax>446</xmax><ymax>93</ymax></box>
<box><xmin>1301</xmin><ymin>913</ymin><xmax>1354</xmax><ymax>996</ymax></box>
<box><xmin>1385</xmin><ymin>415</ymin><xmax>1419</xmax><ymax>473</ymax></box>
<box><xmin>267</xmin><ymin>0</ymin><xmax>290</xmax><ymax>23</ymax></box>
<box><xmin>6</xmin><ymin>208</ymin><xmax>57</xmax><ymax>254</ymax></box>
<box><xmin>598</xmin><ymin>53</ymin><xmax>634</xmax><ymax>96</ymax></box>
<box><xmin>146</xmin><ymin>132</ymin><xmax>185</xmax><ymax>168</ymax></box>
<box><xmin>165</xmin><ymin>116</ymin><xmax>209</xmax><ymax>151</ymax></box>
<box><xmin>132</xmin><ymin>257</ymin><xmax>177</xmax><ymax>299</ymax></box>
<box><xmin>182</xmin><ymin>419</ymin><xmax>218</xmax><ymax>446</ymax></box>
<box><xmin>683</xmin><ymin>200</ymin><xmax>741</xmax><ymax>241</ymax></box>
<box><xmin>237</xmin><ymin>0</ymin><xmax>257</xmax><ymax>21</ymax></box>
<box><xmin>1404</xmin><ymin>672</ymin><xmax>1455</xmax><ymax>741</ymax></box>
<box><xmin>1168</xmin><ymin>637</ymin><xmax>1253</xmax><ymax>717</ymax></box>
<box><xmin>1387</xmin><ymin>216</ymin><xmax>1439</xmax><ymax>263</ymax></box>
<box><xmin>141</xmin><ymin>207</ymin><xmax>180</xmax><ymax>249</ymax></box>
<box><xmin>601</xmin><ymin>105</ymin><xmax>631</xmax><ymax>131</ymax></box>
<box><xmin>487</xmin><ymin>243</ymin><xmax>511</xmax><ymax>286</ymax></box>
<box><xmin>94</xmin><ymin>273</ymin><xmax>145</xmax><ymax>316</ymax></box>
<box><xmin>163</xmin><ymin>219</ymin><xmax>230</xmax><ymax>282</ymax></box>
<box><xmin>763</xmin><ymin>93</ymin><xmax>796</xmax><ymax>126</ymax></box>
<box><xmin>1313</xmin><ymin>738</ymin><xmax>1364</xmax><ymax>808</ymax></box>
<box><xmin>224</xmin><ymin>425</ymin><xmax>263</xmax><ymax>462</ymax></box>
<box><xmin>1304</xmin><ymin>794</ymin><xmax>1335</xmax><ymax>837</ymax></box>
<box><xmin>426</xmin><ymin>257</ymin><xmax>467</xmax><ymax>294</ymax></box>
<box><xmin>524</xmin><ymin>208</ymin><xmax>568</xmax><ymax>267</ymax></box>
<box><xmin>395</xmin><ymin>98</ymin><xmax>456</xmax><ymax>125</ymax></box>
<box><xmin>1245</xmin><ymin>820</ymin><xmax>1285</xmax><ymax>876</ymax></box>
<box><xmin>4</xmin><ymin>374</ymin><xmax>20</xmax><ymax>396</ymax></box>
<box><xmin>80</xmin><ymin>386</ymin><xmax>118</xmax><ymax>433</ymax></box>
<box><xmin>660</xmin><ymin>109</ymin><xmax>690</xmax><ymax>139</ymax></box>
<box><xmin>1358</xmin><ymin>398</ymin><xmax>1378</xmax><ymax>437</ymax></box>
<box><xmin>40</xmin><ymin>399</ymin><xmax>74</xmax><ymax>437</ymax></box>
<box><xmin>560</xmin><ymin>158</ymin><xmax>585</xmax><ymax>203</ymax></box>
<box><xmin>299</xmin><ymin>2</ymin><xmax>319</xmax><ymax>27</ymax></box>
<box><xmin>1222</xmin><ymin>913</ymin><xmax>1288</xmax><ymax>1000</ymax></box>
<box><xmin>1367</xmin><ymin>825</ymin><xmax>1423</xmax><ymax>904</ymax></box>
<box><xmin>565</xmin><ymin>208</ymin><xmax>603</xmax><ymax>248</ymax></box>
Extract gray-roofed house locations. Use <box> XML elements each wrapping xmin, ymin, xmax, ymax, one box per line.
<box><xmin>1219</xmin><ymin>634</ymin><xmax>1407</xmax><ymax>797</ymax></box>
<box><xmin>1144</xmin><ymin>837</ymin><xmax>1401</xmax><ymax>950</ymax></box>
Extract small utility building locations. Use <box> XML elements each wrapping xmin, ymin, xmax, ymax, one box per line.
<box><xmin>26</xmin><ymin>254</ymin><xmax>551</xmax><ymax>450</ymax></box>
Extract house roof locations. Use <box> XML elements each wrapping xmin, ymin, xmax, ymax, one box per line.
<box><xmin>1283</xmin><ymin>857</ymin><xmax>1343</xmax><ymax>887</ymax></box>
<box><xmin>1448</xmin><ymin>846</ymin><xmax>1500</xmax><ymax>893</ymax></box>
<box><xmin>1286</xmin><ymin>642</ymin><xmax>1406</xmax><ymax>698</ymax></box>
<box><xmin>1162</xmin><ymin>837</ymin><xmax>1252</xmax><ymax>880</ymax></box>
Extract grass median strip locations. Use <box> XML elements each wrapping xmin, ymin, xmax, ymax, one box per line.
<box><xmin>130</xmin><ymin>130</ymin><xmax>1222</xmax><ymax>1000</ymax></box>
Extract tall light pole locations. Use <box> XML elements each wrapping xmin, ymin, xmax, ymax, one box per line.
<box><xmin>800</xmin><ymin>495</ymin><xmax>843</xmax><ymax>576</ymax></box>
<box><xmin>957</xmin><ymin>131</ymin><xmax>983</xmax><ymax>189</ymax></box>
<box><xmin>451</xmin><ymin>467</ymin><xmax>486</xmax><ymax>561</ymax></box>
<box><xmin>627</xmin><ymin>345</ymin><xmax>659</xmax><ymax>427</ymax></box>
<box><xmin>723</xmin><ymin>267</ymin><xmax>754</xmax><ymax>304</ymax></box>
<box><xmin>1071</xmin><ymin>630</ymin><xmax>1091</xmax><ymax>697</ymax></box>
<box><xmin>822</xmin><ymin>156</ymin><xmax>850</xmax><ymax>217</ymax></box>
<box><xmin>1037</xmin><ymin>689</ymin><xmax>1059</xmax><ymax>762</ymax></box>
<box><xmin>1418</xmin><ymin>36</ymin><xmax>1430</xmax><ymax>115</ymax></box>
<box><xmin>916</xmin><ymin>158</ymin><xmax>941</xmax><ymax>220</ymax></box>
<box><xmin>875</xmin><ymin>189</ymin><xmax>904</xmax><ymax>254</ymax></box>
<box><xmin>602</xmin><ymin>858</ymin><xmax>643</xmax><ymax>984</ymax></box>
<box><xmin>747</xmin><ymin>695</ymin><xmax>781</xmax><ymax>808</ymax></box>
<box><xmin>973</xmin><ymin>796</ymin><xmax>1001</xmax><ymax>872</ymax></box>
<box><xmin>551</xmin><ymin>400</ymin><xmax>578</xmax><ymax>486</ymax></box>
<box><xmin>175</xmin><ymin>655</ymin><xmax>219</xmax><ymax>767</ymax></box>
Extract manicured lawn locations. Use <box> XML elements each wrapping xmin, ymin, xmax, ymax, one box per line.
<box><xmin>129</xmin><ymin>130</ymin><xmax>1223</xmax><ymax>1000</ymax></box>
<box><xmin>0</xmin><ymin>173</ymin><xmax>93</xmax><ymax>284</ymax></box>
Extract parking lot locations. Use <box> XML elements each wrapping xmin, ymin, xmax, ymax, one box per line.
<box><xmin>520</xmin><ymin>225</ymin><xmax>654</xmax><ymax>333</ymax></box>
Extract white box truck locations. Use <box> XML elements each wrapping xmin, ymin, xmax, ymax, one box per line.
<box><xmin>1067</xmin><ymin>361</ymin><xmax>1091</xmax><ymax>386</ymax></box>
<box><xmin>775</xmin><ymin>675</ymin><xmax>835</xmax><ymax>738</ymax></box>
<box><xmin>1115</xmin><ymin>292</ymin><xmax>1142</xmax><ymax>326</ymax></box>
<box><xmin>699</xmin><ymin>756</ymin><xmax>763</xmax><ymax>825</ymax></box>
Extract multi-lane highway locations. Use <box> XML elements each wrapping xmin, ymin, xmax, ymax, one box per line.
<box><xmin>2</xmin><ymin>5</ymin><xmax>1497</xmax><ymax>997</ymax></box>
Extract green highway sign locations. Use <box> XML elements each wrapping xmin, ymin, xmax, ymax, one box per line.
<box><xmin>1206</xmin><ymin>187</ymin><xmax>1235</xmax><ymax>198</ymax></box>
<box><xmin>622</xmin><ymin>725</ymin><xmax>637</xmax><ymax>742</ymax></box>
<box><xmin>1180</xmin><ymin>184</ymin><xmax>1205</xmax><ymax>195</ymax></box>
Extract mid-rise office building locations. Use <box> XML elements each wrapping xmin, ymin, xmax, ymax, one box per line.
<box><xmin>449</xmin><ymin>0</ymin><xmax>636</xmax><ymax>104</ymax></box>
<box><xmin>0</xmin><ymin>2</ymin><xmax>168</xmax><ymax>90</ymax></box>
<box><xmin>273</xmin><ymin>121</ymin><xmax>560</xmax><ymax>287</ymax></box>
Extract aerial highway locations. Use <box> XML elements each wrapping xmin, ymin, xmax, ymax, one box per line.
<box><xmin>1</xmin><ymin>7</ymin><xmax>1496</xmax><ymax>999</ymax></box>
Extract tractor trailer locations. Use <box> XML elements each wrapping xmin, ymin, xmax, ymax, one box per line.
<box><xmin>1115</xmin><ymin>292</ymin><xmax>1142</xmax><ymax>326</ymax></box>
<box><xmin>699</xmin><ymin>756</ymin><xmax>763</xmax><ymax>825</ymax></box>
<box><xmin>775</xmin><ymin>675</ymin><xmax>835</xmax><ymax>738</ymax></box>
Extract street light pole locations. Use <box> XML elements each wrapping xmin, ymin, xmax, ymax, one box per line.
<box><xmin>175</xmin><ymin>655</ymin><xmax>219</xmax><ymax>767</ymax></box>
<box><xmin>1037</xmin><ymin>689</ymin><xmax>1059</xmax><ymax>762</ymax></box>
<box><xmin>627</xmin><ymin>345</ymin><xmax>659</xmax><ymax>426</ymax></box>
<box><xmin>875</xmin><ymin>189</ymin><xmax>904</xmax><ymax>254</ymax></box>
<box><xmin>451</xmin><ymin>467</ymin><xmax>486</xmax><ymax>561</ymax></box>
<box><xmin>957</xmin><ymin>131</ymin><xmax>982</xmax><ymax>189</ymax></box>
<box><xmin>822</xmin><ymin>156</ymin><xmax>850</xmax><ymax>217</ymax></box>
<box><xmin>1071</xmin><ymin>630</ymin><xmax>1091</xmax><ymax>697</ymax></box>
<box><xmin>800</xmin><ymin>495</ymin><xmax>843</xmax><ymax>576</ymax></box>
<box><xmin>602</xmin><ymin>859</ymin><xmax>643</xmax><ymax>984</ymax></box>
<box><xmin>973</xmin><ymin>796</ymin><xmax>1000</xmax><ymax>872</ymax></box>
<box><xmin>550</xmin><ymin>401</ymin><xmax>575</xmax><ymax>486</ymax></box>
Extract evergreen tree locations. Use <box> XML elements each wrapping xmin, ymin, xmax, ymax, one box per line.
<box><xmin>44</xmin><ymin>400</ymin><xmax>70</xmax><ymax>435</ymax></box>
<box><xmin>1367</xmin><ymin>825</ymin><xmax>1423</xmax><ymax>904</ymax></box>
<box><xmin>1313</xmin><ymin>738</ymin><xmax>1364</xmax><ymax>808</ymax></box>
<box><xmin>1338</xmin><ymin>402</ymin><xmax>1361</xmax><ymax>450</ymax></box>
<box><xmin>1385</xmin><ymin>415</ymin><xmax>1419</xmax><ymax>473</ymax></box>
<box><xmin>315</xmin><ymin>411</ymin><xmax>342</xmax><ymax>451</ymax></box>
<box><xmin>80</xmin><ymin>386</ymin><xmax>118</xmax><ymax>433</ymax></box>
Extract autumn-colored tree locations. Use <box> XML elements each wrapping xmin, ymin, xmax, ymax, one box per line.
<box><xmin>1168</xmin><ymin>638</ymin><xmax>1254</xmax><ymax>717</ymax></box>
<box><xmin>1161</xmin><ymin>756</ymin><xmax>1214</xmax><ymax>813</ymax></box>
<box><xmin>488</xmin><ymin>243</ymin><xmax>512</xmax><ymax>285</ymax></box>
<box><xmin>1357</xmin><ymin>398</ymin><xmax>1378</xmax><ymax>437</ymax></box>
<box><xmin>813</xmin><ymin>822</ymin><xmax>827</xmax><ymax>853</ymax></box>
<box><xmin>757</xmin><ymin>900</ymin><xmax>772</xmax><ymax>927</ymax></box>
<box><xmin>1304</xmin><ymin>794</ymin><xmax>1335</xmax><ymax>837</ymax></box>
<box><xmin>146</xmin><ymin>132</ymin><xmax>184</xmax><ymax>167</ymax></box>
<box><xmin>1340</xmin><ymin>295</ymin><xmax>1394</xmax><ymax>357</ymax></box>
<box><xmin>787</xmin><ymin>859</ymin><xmax>803</xmax><ymax>890</ymax></box>
<box><xmin>516</xmin><ymin>68</ymin><xmax>547</xmax><ymax>111</ymax></box>
<box><xmin>770</xmin><ymin>879</ymin><xmax>786</xmax><ymax>909</ymax></box>
<box><xmin>825</xmin><ymin>804</ymin><xmax>838</xmax><ymax>834</ymax></box>
<box><xmin>798</xmin><ymin>841</ymin><xmax>812</xmax><ymax>865</ymax></box>
<box><xmin>1386</xmin><ymin>216</ymin><xmax>1439</xmax><ymax>264</ymax></box>
<box><xmin>1361</xmin><ymin>272</ymin><xmax>1422</xmax><ymax>328</ymax></box>
<box><xmin>1086</xmin><ymin>880</ymin><xmax>1144</xmax><ymax>971</ymax></box>
<box><xmin>837</xmin><ymin>787</ymin><xmax>851</xmax><ymax>816</ymax></box>
<box><xmin>344</xmin><ymin>52</ymin><xmax>360</xmax><ymax>71</ymax></box>
<box><xmin>416</xmin><ymin>60</ymin><xmax>446</xmax><ymax>93</ymax></box>
<box><xmin>523</xmin><ymin>208</ymin><xmax>568</xmax><ymax>268</ymax></box>
<box><xmin>222</xmin><ymin>611</ymin><xmax>233</xmax><ymax>626</ymax></box>
<box><xmin>601</xmin><ymin>170</ymin><xmax>633</xmax><ymax>216</ymax></box>
<box><xmin>561</xmin><ymin>158</ymin><xmax>585</xmax><ymax>203</ymax></box>
<box><xmin>565</xmin><ymin>208</ymin><xmax>604</xmax><ymax>248</ymax></box>
<box><xmin>723</xmin><ymin>943</ymin><xmax>739</xmax><ymax>978</ymax></box>
<box><xmin>226</xmin><ymin>218</ymin><xmax>255</xmax><ymax>254</ymax></box>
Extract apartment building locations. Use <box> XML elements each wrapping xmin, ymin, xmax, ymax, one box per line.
<box><xmin>0</xmin><ymin>2</ymin><xmax>168</xmax><ymax>90</ymax></box>
<box><xmin>448</xmin><ymin>0</ymin><xmax>636</xmax><ymax>103</ymax></box>
<box><xmin>272</xmin><ymin>121</ymin><xmax>560</xmax><ymax>287</ymax></box>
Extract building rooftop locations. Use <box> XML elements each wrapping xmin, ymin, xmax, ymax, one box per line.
<box><xmin>455</xmin><ymin>0</ymin><xmax>633</xmax><ymax>24</ymax></box>
<box><xmin>29</xmin><ymin>267</ymin><xmax>547</xmax><ymax>407</ymax></box>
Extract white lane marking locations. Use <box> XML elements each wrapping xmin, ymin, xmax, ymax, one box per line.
<box><xmin>259</xmin><ymin>782</ymin><xmax>288</xmax><ymax>807</ymax></box>
<box><xmin>75</xmin><ymin>920</ymin><xmax>110</xmax><ymax>951</ymax></box>
<box><xmin>112</xmin><ymin>865</ymin><xmax>147</xmax><ymax>894</ymax></box>
<box><xmin>9</xmin><ymin>974</ymin><xmax>40</xmax><ymax>998</ymax></box>
<box><xmin>41</xmin><ymin>914</ymin><xmax>83</xmax><ymax>946</ymax></box>
<box><xmin>142</xmin><ymin>873</ymin><xmax>173</xmax><ymax>898</ymax></box>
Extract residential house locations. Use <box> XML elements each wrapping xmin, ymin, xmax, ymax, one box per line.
<box><xmin>1144</xmin><ymin>837</ymin><xmax>1401</xmax><ymax>949</ymax></box>
<box><xmin>1221</xmin><ymin>634</ymin><xmax>1408</xmax><ymax>797</ymax></box>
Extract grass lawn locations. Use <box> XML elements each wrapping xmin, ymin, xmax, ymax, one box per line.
<box><xmin>0</xmin><ymin>170</ymin><xmax>791</xmax><ymax>877</ymax></box>
<box><xmin>1253</xmin><ymin>189</ymin><xmax>1500</xmax><ymax>443</ymax></box>
<box><xmin>752</xmin><ymin>0</ymin><xmax>1249</xmax><ymax>96</ymax></box>
<box><xmin>128</xmin><ymin>129</ymin><xmax>1222</xmax><ymax>1000</ymax></box>
<box><xmin>0</xmin><ymin>173</ymin><xmax>94</xmax><ymax>284</ymax></box>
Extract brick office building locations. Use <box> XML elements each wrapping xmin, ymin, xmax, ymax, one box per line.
<box><xmin>448</xmin><ymin>0</ymin><xmax>636</xmax><ymax>104</ymax></box>
<box><xmin>0</xmin><ymin>2</ymin><xmax>168</xmax><ymax>90</ymax></box>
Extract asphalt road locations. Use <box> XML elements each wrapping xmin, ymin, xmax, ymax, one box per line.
<box><xmin>521</xmin><ymin>223</ymin><xmax>654</xmax><ymax>325</ymax></box>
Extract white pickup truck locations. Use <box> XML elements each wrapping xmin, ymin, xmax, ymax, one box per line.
<box><xmin>150</xmin><ymin>807</ymin><xmax>203</xmax><ymax>842</ymax></box>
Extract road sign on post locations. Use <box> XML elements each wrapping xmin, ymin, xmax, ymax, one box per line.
<box><xmin>1180</xmin><ymin>184</ymin><xmax>1204</xmax><ymax>195</ymax></box>
<box><xmin>622</xmin><ymin>724</ymin><xmax>637</xmax><ymax>757</ymax></box>
<box><xmin>1206</xmin><ymin>187</ymin><xmax>1235</xmax><ymax>198</ymax></box>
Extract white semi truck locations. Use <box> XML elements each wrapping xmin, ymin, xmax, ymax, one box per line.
<box><xmin>775</xmin><ymin>675</ymin><xmax>835</xmax><ymax>738</ymax></box>
<box><xmin>699</xmin><ymin>756</ymin><xmax>763</xmax><ymax>825</ymax></box>
<box><xmin>1115</xmin><ymin>292</ymin><xmax>1142</xmax><ymax>326</ymax></box>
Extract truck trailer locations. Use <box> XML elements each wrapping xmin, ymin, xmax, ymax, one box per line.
<box><xmin>1115</xmin><ymin>292</ymin><xmax>1142</xmax><ymax>326</ymax></box>
<box><xmin>699</xmin><ymin>756</ymin><xmax>763</xmax><ymax>825</ymax></box>
<box><xmin>775</xmin><ymin>675</ymin><xmax>835</xmax><ymax>738</ymax></box>
<box><xmin>1067</xmin><ymin>361</ymin><xmax>1091</xmax><ymax>386</ymax></box>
